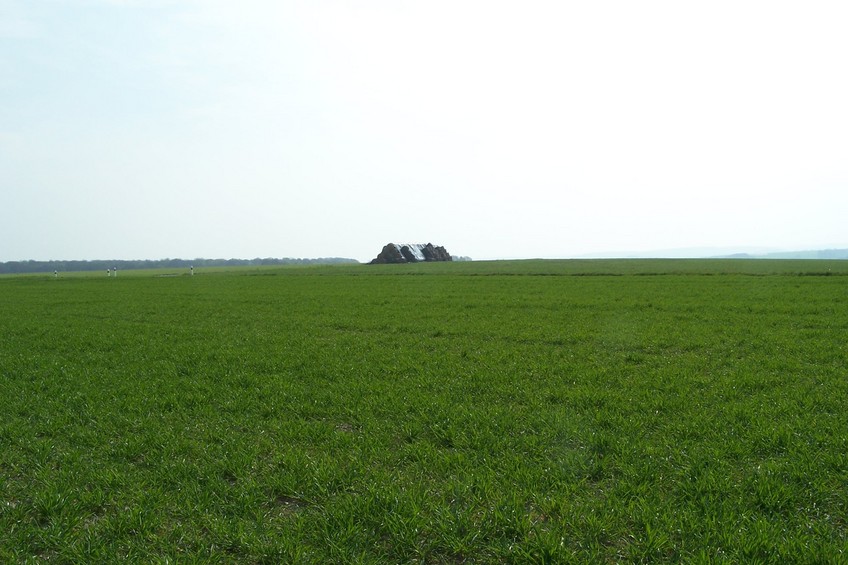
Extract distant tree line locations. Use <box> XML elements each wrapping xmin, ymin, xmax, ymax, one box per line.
<box><xmin>0</xmin><ymin>257</ymin><xmax>359</xmax><ymax>275</ymax></box>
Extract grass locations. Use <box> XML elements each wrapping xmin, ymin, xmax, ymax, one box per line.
<box><xmin>1</xmin><ymin>259</ymin><xmax>847</xmax><ymax>562</ymax></box>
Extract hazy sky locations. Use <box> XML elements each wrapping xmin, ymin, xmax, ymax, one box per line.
<box><xmin>2</xmin><ymin>1</ymin><xmax>847</xmax><ymax>262</ymax></box>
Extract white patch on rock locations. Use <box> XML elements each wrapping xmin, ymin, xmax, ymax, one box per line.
<box><xmin>393</xmin><ymin>243</ymin><xmax>427</xmax><ymax>261</ymax></box>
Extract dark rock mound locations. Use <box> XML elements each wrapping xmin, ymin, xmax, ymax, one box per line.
<box><xmin>370</xmin><ymin>243</ymin><xmax>453</xmax><ymax>264</ymax></box>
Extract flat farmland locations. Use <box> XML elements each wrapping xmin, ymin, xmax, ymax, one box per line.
<box><xmin>1</xmin><ymin>260</ymin><xmax>847</xmax><ymax>563</ymax></box>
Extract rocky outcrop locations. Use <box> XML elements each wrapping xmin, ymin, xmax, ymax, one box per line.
<box><xmin>371</xmin><ymin>244</ymin><xmax>406</xmax><ymax>264</ymax></box>
<box><xmin>370</xmin><ymin>243</ymin><xmax>453</xmax><ymax>264</ymax></box>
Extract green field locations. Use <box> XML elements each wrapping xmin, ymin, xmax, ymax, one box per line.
<box><xmin>2</xmin><ymin>260</ymin><xmax>847</xmax><ymax>563</ymax></box>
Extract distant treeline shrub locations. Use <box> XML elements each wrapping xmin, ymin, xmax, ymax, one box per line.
<box><xmin>0</xmin><ymin>257</ymin><xmax>359</xmax><ymax>274</ymax></box>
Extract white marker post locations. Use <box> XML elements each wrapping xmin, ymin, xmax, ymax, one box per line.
<box><xmin>190</xmin><ymin>265</ymin><xmax>194</xmax><ymax>276</ymax></box>
<box><xmin>107</xmin><ymin>269</ymin><xmax>111</xmax><ymax>277</ymax></box>
<box><xmin>112</xmin><ymin>267</ymin><xmax>117</xmax><ymax>277</ymax></box>
<box><xmin>54</xmin><ymin>270</ymin><xmax>58</xmax><ymax>278</ymax></box>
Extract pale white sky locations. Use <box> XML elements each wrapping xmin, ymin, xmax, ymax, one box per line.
<box><xmin>2</xmin><ymin>0</ymin><xmax>846</xmax><ymax>262</ymax></box>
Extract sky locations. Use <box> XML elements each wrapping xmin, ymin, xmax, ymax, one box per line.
<box><xmin>2</xmin><ymin>0</ymin><xmax>847</xmax><ymax>262</ymax></box>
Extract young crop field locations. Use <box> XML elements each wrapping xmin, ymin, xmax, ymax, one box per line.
<box><xmin>1</xmin><ymin>260</ymin><xmax>847</xmax><ymax>563</ymax></box>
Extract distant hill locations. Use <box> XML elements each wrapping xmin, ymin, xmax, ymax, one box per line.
<box><xmin>716</xmin><ymin>249</ymin><xmax>848</xmax><ymax>260</ymax></box>
<box><xmin>0</xmin><ymin>257</ymin><xmax>359</xmax><ymax>275</ymax></box>
<box><xmin>579</xmin><ymin>247</ymin><xmax>848</xmax><ymax>260</ymax></box>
